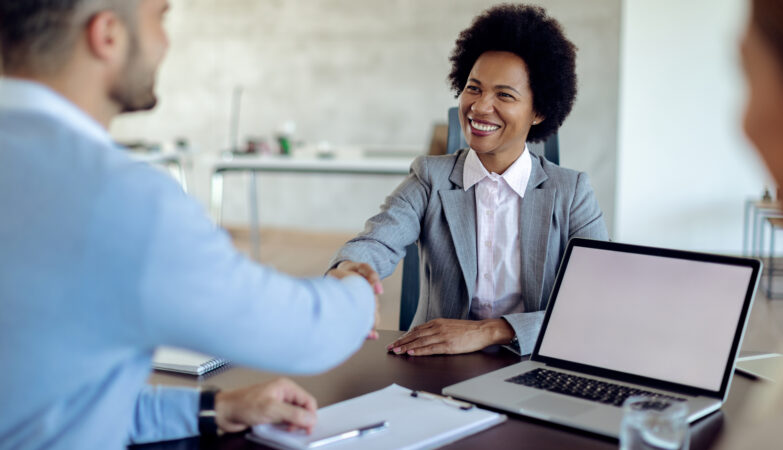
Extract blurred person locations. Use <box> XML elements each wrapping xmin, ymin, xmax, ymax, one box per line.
<box><xmin>0</xmin><ymin>1</ymin><xmax>377</xmax><ymax>448</ymax></box>
<box><xmin>328</xmin><ymin>4</ymin><xmax>608</xmax><ymax>357</ymax></box>
<box><xmin>716</xmin><ymin>0</ymin><xmax>783</xmax><ymax>448</ymax></box>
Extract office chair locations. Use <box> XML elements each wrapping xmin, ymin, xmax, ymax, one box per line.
<box><xmin>398</xmin><ymin>107</ymin><xmax>560</xmax><ymax>331</ymax></box>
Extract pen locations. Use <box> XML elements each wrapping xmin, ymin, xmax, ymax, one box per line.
<box><xmin>307</xmin><ymin>420</ymin><xmax>389</xmax><ymax>448</ymax></box>
<box><xmin>410</xmin><ymin>390</ymin><xmax>475</xmax><ymax>410</ymax></box>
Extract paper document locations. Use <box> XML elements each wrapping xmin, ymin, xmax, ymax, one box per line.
<box><xmin>736</xmin><ymin>353</ymin><xmax>783</xmax><ymax>382</ymax></box>
<box><xmin>247</xmin><ymin>384</ymin><xmax>506</xmax><ymax>450</ymax></box>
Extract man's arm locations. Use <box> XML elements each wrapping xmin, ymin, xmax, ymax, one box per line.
<box><xmin>127</xmin><ymin>386</ymin><xmax>199</xmax><ymax>444</ymax></box>
<box><xmin>128</xmin><ymin>380</ymin><xmax>318</xmax><ymax>445</ymax></box>
<box><xmin>125</xmin><ymin>171</ymin><xmax>376</xmax><ymax>374</ymax></box>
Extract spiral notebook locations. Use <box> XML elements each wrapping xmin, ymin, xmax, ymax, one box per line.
<box><xmin>247</xmin><ymin>384</ymin><xmax>506</xmax><ymax>449</ymax></box>
<box><xmin>152</xmin><ymin>347</ymin><xmax>228</xmax><ymax>376</ymax></box>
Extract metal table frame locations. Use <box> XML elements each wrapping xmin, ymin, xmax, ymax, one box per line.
<box><xmin>209</xmin><ymin>156</ymin><xmax>413</xmax><ymax>260</ymax></box>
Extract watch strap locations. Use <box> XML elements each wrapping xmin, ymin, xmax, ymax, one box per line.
<box><xmin>198</xmin><ymin>387</ymin><xmax>220</xmax><ymax>436</ymax></box>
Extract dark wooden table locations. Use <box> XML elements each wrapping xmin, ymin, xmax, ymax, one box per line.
<box><xmin>131</xmin><ymin>329</ymin><xmax>748</xmax><ymax>449</ymax></box>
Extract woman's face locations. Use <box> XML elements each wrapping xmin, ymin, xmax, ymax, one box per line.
<box><xmin>741</xmin><ymin>22</ymin><xmax>783</xmax><ymax>187</ymax></box>
<box><xmin>458</xmin><ymin>51</ymin><xmax>543</xmax><ymax>164</ymax></box>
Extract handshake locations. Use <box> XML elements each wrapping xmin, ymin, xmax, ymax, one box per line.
<box><xmin>327</xmin><ymin>260</ymin><xmax>384</xmax><ymax>340</ymax></box>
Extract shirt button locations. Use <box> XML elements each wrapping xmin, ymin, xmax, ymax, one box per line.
<box><xmin>485</xmin><ymin>240</ymin><xmax>492</xmax><ymax>248</ymax></box>
<box><xmin>484</xmin><ymin>273</ymin><xmax>491</xmax><ymax>280</ymax></box>
<box><xmin>486</xmin><ymin>210</ymin><xmax>493</xmax><ymax>216</ymax></box>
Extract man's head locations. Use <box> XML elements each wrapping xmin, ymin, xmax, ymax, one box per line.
<box><xmin>0</xmin><ymin>0</ymin><xmax>169</xmax><ymax>118</ymax></box>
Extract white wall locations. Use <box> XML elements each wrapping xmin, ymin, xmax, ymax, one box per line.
<box><xmin>615</xmin><ymin>0</ymin><xmax>771</xmax><ymax>253</ymax></box>
<box><xmin>111</xmin><ymin>0</ymin><xmax>621</xmax><ymax>233</ymax></box>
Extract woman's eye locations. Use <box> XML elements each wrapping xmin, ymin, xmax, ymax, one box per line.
<box><xmin>465</xmin><ymin>85</ymin><xmax>480</xmax><ymax>92</ymax></box>
<box><xmin>499</xmin><ymin>92</ymin><xmax>515</xmax><ymax>99</ymax></box>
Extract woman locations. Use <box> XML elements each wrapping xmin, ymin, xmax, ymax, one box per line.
<box><xmin>328</xmin><ymin>4</ymin><xmax>608</xmax><ymax>356</ymax></box>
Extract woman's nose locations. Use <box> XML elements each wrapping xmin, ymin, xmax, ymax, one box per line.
<box><xmin>471</xmin><ymin>94</ymin><xmax>493</xmax><ymax>114</ymax></box>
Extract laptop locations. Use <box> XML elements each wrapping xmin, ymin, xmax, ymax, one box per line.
<box><xmin>443</xmin><ymin>238</ymin><xmax>761</xmax><ymax>438</ymax></box>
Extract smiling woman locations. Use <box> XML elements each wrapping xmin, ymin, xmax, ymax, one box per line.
<box><xmin>328</xmin><ymin>4</ymin><xmax>609</xmax><ymax>357</ymax></box>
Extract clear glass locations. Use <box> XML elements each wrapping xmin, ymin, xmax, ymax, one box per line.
<box><xmin>619</xmin><ymin>396</ymin><xmax>690</xmax><ymax>450</ymax></box>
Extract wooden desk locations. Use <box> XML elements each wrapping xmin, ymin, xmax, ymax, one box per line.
<box><xmin>137</xmin><ymin>330</ymin><xmax>738</xmax><ymax>450</ymax></box>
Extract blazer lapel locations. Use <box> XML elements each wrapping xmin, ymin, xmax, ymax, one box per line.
<box><xmin>439</xmin><ymin>151</ymin><xmax>478</xmax><ymax>303</ymax></box>
<box><xmin>520</xmin><ymin>156</ymin><xmax>556</xmax><ymax>312</ymax></box>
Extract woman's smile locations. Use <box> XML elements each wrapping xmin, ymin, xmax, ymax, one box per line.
<box><xmin>468</xmin><ymin>117</ymin><xmax>501</xmax><ymax>135</ymax></box>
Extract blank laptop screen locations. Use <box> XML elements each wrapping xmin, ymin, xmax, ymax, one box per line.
<box><xmin>538</xmin><ymin>245</ymin><xmax>754</xmax><ymax>392</ymax></box>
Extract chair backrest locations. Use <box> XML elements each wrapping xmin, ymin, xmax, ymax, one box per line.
<box><xmin>398</xmin><ymin>107</ymin><xmax>560</xmax><ymax>331</ymax></box>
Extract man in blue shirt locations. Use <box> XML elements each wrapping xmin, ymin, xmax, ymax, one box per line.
<box><xmin>0</xmin><ymin>1</ymin><xmax>379</xmax><ymax>448</ymax></box>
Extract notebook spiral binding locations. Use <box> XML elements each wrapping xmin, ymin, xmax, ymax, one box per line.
<box><xmin>200</xmin><ymin>358</ymin><xmax>228</xmax><ymax>375</ymax></box>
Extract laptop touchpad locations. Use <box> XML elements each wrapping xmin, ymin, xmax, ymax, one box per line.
<box><xmin>518</xmin><ymin>394</ymin><xmax>597</xmax><ymax>417</ymax></box>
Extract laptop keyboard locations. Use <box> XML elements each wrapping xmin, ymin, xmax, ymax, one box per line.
<box><xmin>505</xmin><ymin>368</ymin><xmax>686</xmax><ymax>408</ymax></box>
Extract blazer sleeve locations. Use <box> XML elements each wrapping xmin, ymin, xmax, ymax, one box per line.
<box><xmin>502</xmin><ymin>170</ymin><xmax>609</xmax><ymax>355</ymax></box>
<box><xmin>329</xmin><ymin>156</ymin><xmax>432</xmax><ymax>278</ymax></box>
<box><xmin>568</xmin><ymin>171</ymin><xmax>609</xmax><ymax>240</ymax></box>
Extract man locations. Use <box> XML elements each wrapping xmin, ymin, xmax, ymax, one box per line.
<box><xmin>0</xmin><ymin>0</ymin><xmax>378</xmax><ymax>448</ymax></box>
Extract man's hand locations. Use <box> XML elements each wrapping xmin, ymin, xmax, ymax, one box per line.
<box><xmin>328</xmin><ymin>261</ymin><xmax>384</xmax><ymax>295</ymax></box>
<box><xmin>214</xmin><ymin>378</ymin><xmax>317</xmax><ymax>434</ymax></box>
<box><xmin>386</xmin><ymin>318</ymin><xmax>515</xmax><ymax>356</ymax></box>
<box><xmin>327</xmin><ymin>261</ymin><xmax>383</xmax><ymax>340</ymax></box>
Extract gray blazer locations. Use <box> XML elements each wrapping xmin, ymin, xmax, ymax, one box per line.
<box><xmin>330</xmin><ymin>149</ymin><xmax>609</xmax><ymax>354</ymax></box>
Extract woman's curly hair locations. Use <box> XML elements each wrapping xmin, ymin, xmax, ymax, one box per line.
<box><xmin>448</xmin><ymin>4</ymin><xmax>577</xmax><ymax>143</ymax></box>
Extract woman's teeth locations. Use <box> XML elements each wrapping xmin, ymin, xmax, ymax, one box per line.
<box><xmin>470</xmin><ymin>120</ymin><xmax>500</xmax><ymax>132</ymax></box>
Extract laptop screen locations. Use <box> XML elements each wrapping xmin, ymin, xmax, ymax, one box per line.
<box><xmin>537</xmin><ymin>244</ymin><xmax>755</xmax><ymax>392</ymax></box>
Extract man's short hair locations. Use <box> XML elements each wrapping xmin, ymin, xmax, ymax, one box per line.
<box><xmin>0</xmin><ymin>0</ymin><xmax>137</xmax><ymax>75</ymax></box>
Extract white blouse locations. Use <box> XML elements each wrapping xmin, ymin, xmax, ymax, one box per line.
<box><xmin>462</xmin><ymin>148</ymin><xmax>532</xmax><ymax>320</ymax></box>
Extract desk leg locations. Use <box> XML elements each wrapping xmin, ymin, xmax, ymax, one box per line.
<box><xmin>176</xmin><ymin>161</ymin><xmax>189</xmax><ymax>193</ymax></box>
<box><xmin>769</xmin><ymin>226</ymin><xmax>776</xmax><ymax>298</ymax></box>
<box><xmin>755</xmin><ymin>208</ymin><xmax>765</xmax><ymax>258</ymax></box>
<box><xmin>248</xmin><ymin>171</ymin><xmax>261</xmax><ymax>261</ymax></box>
<box><xmin>744</xmin><ymin>200</ymin><xmax>752</xmax><ymax>256</ymax></box>
<box><xmin>210</xmin><ymin>171</ymin><xmax>224</xmax><ymax>226</ymax></box>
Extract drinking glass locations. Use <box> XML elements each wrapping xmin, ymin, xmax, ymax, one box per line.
<box><xmin>620</xmin><ymin>395</ymin><xmax>689</xmax><ymax>450</ymax></box>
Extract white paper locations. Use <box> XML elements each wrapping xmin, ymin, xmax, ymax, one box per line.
<box><xmin>249</xmin><ymin>384</ymin><xmax>505</xmax><ymax>450</ymax></box>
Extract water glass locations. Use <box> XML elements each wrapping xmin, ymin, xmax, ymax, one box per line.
<box><xmin>620</xmin><ymin>395</ymin><xmax>689</xmax><ymax>450</ymax></box>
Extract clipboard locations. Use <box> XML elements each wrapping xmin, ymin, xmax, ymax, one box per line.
<box><xmin>246</xmin><ymin>384</ymin><xmax>506</xmax><ymax>449</ymax></box>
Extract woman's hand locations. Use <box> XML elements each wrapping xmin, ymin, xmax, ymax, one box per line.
<box><xmin>327</xmin><ymin>261</ymin><xmax>383</xmax><ymax>340</ymax></box>
<box><xmin>327</xmin><ymin>261</ymin><xmax>384</xmax><ymax>295</ymax></box>
<box><xmin>215</xmin><ymin>378</ymin><xmax>317</xmax><ymax>434</ymax></box>
<box><xmin>386</xmin><ymin>318</ymin><xmax>515</xmax><ymax>356</ymax></box>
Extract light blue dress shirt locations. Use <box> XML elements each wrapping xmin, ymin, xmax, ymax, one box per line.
<box><xmin>0</xmin><ymin>79</ymin><xmax>375</xmax><ymax>449</ymax></box>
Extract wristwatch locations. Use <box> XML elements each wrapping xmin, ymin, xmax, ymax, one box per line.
<box><xmin>198</xmin><ymin>386</ymin><xmax>221</xmax><ymax>436</ymax></box>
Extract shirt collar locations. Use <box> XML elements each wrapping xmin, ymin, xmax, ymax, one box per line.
<box><xmin>0</xmin><ymin>77</ymin><xmax>113</xmax><ymax>147</ymax></box>
<box><xmin>462</xmin><ymin>147</ymin><xmax>532</xmax><ymax>198</ymax></box>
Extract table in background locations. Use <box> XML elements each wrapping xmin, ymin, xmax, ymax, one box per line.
<box><xmin>135</xmin><ymin>330</ymin><xmax>740</xmax><ymax>450</ymax></box>
<box><xmin>209</xmin><ymin>155</ymin><xmax>414</xmax><ymax>260</ymax></box>
<box><xmin>131</xmin><ymin>152</ymin><xmax>189</xmax><ymax>193</ymax></box>
<box><xmin>743</xmin><ymin>198</ymin><xmax>782</xmax><ymax>258</ymax></box>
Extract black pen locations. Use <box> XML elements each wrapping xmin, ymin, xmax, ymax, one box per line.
<box><xmin>307</xmin><ymin>420</ymin><xmax>389</xmax><ymax>448</ymax></box>
<box><xmin>410</xmin><ymin>390</ymin><xmax>475</xmax><ymax>410</ymax></box>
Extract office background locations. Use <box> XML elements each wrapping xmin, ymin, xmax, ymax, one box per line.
<box><xmin>110</xmin><ymin>0</ymin><xmax>767</xmax><ymax>255</ymax></box>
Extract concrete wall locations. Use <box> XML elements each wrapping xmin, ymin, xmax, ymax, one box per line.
<box><xmin>111</xmin><ymin>0</ymin><xmax>622</xmax><ymax>234</ymax></box>
<box><xmin>615</xmin><ymin>0</ymin><xmax>770</xmax><ymax>253</ymax></box>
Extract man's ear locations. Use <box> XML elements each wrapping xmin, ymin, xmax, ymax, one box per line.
<box><xmin>84</xmin><ymin>10</ymin><xmax>129</xmax><ymax>65</ymax></box>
